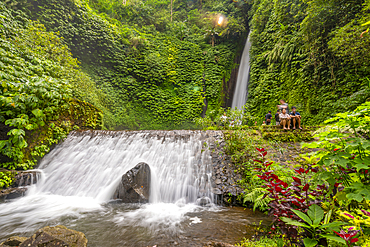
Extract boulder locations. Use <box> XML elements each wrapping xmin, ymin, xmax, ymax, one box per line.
<box><xmin>113</xmin><ymin>162</ymin><xmax>151</xmax><ymax>203</ymax></box>
<box><xmin>0</xmin><ymin>188</ymin><xmax>27</xmax><ymax>201</ymax></box>
<box><xmin>211</xmin><ymin>187</ymin><xmax>222</xmax><ymax>195</ymax></box>
<box><xmin>12</xmin><ymin>171</ymin><xmax>40</xmax><ymax>187</ymax></box>
<box><xmin>0</xmin><ymin>171</ymin><xmax>40</xmax><ymax>201</ymax></box>
<box><xmin>196</xmin><ymin>196</ymin><xmax>212</xmax><ymax>206</ymax></box>
<box><xmin>16</xmin><ymin>225</ymin><xmax>87</xmax><ymax>247</ymax></box>
<box><xmin>0</xmin><ymin>236</ymin><xmax>28</xmax><ymax>247</ymax></box>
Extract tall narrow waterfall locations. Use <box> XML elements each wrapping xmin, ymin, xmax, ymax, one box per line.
<box><xmin>231</xmin><ymin>34</ymin><xmax>252</xmax><ymax>110</ymax></box>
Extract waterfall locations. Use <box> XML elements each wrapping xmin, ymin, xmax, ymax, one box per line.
<box><xmin>231</xmin><ymin>33</ymin><xmax>252</xmax><ymax>110</ymax></box>
<box><xmin>0</xmin><ymin>130</ymin><xmax>216</xmax><ymax>236</ymax></box>
<box><xmin>32</xmin><ymin>130</ymin><xmax>214</xmax><ymax>203</ymax></box>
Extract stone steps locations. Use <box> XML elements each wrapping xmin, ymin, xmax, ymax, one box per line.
<box><xmin>257</xmin><ymin>126</ymin><xmax>322</xmax><ymax>142</ymax></box>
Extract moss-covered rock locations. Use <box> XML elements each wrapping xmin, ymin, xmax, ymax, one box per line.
<box><xmin>0</xmin><ymin>225</ymin><xmax>88</xmax><ymax>247</ymax></box>
<box><xmin>0</xmin><ymin>236</ymin><xmax>28</xmax><ymax>247</ymax></box>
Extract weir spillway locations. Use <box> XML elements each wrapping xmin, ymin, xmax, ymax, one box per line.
<box><xmin>0</xmin><ymin>130</ymin><xmax>266</xmax><ymax>246</ymax></box>
<box><xmin>32</xmin><ymin>130</ymin><xmax>215</xmax><ymax>204</ymax></box>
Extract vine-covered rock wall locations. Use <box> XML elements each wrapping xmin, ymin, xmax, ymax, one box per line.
<box><xmin>0</xmin><ymin>2</ymin><xmax>102</xmax><ymax>187</ymax></box>
<box><xmin>11</xmin><ymin>0</ymin><xmax>250</xmax><ymax>130</ymax></box>
<box><xmin>247</xmin><ymin>0</ymin><xmax>370</xmax><ymax>125</ymax></box>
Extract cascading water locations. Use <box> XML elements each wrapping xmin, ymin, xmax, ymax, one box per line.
<box><xmin>25</xmin><ymin>130</ymin><xmax>214</xmax><ymax>204</ymax></box>
<box><xmin>0</xmin><ymin>130</ymin><xmax>269</xmax><ymax>246</ymax></box>
<box><xmin>232</xmin><ymin>33</ymin><xmax>252</xmax><ymax>110</ymax></box>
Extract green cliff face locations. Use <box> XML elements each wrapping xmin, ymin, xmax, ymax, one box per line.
<box><xmin>0</xmin><ymin>2</ymin><xmax>103</xmax><ymax>182</ymax></box>
<box><xmin>2</xmin><ymin>0</ymin><xmax>369</xmax><ymax>186</ymax></box>
<box><xmin>17</xmin><ymin>0</ymin><xmax>250</xmax><ymax>130</ymax></box>
<box><xmin>0</xmin><ymin>0</ymin><xmax>249</xmax><ymax>185</ymax></box>
<box><xmin>247</xmin><ymin>0</ymin><xmax>370</xmax><ymax>125</ymax></box>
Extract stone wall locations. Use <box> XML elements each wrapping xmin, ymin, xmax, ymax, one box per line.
<box><xmin>207</xmin><ymin>133</ymin><xmax>243</xmax><ymax>205</ymax></box>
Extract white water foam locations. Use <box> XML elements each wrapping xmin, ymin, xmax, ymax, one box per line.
<box><xmin>0</xmin><ymin>130</ymin><xmax>217</xmax><ymax>236</ymax></box>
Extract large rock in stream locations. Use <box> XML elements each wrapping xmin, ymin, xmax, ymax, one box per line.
<box><xmin>0</xmin><ymin>171</ymin><xmax>40</xmax><ymax>201</ymax></box>
<box><xmin>0</xmin><ymin>225</ymin><xmax>87</xmax><ymax>247</ymax></box>
<box><xmin>113</xmin><ymin>162</ymin><xmax>151</xmax><ymax>203</ymax></box>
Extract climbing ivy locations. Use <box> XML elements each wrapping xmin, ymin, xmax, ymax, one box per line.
<box><xmin>0</xmin><ymin>2</ymin><xmax>102</xmax><ymax>187</ymax></box>
<box><xmin>247</xmin><ymin>0</ymin><xmax>369</xmax><ymax>125</ymax></box>
<box><xmin>8</xmin><ymin>0</ymin><xmax>250</xmax><ymax>129</ymax></box>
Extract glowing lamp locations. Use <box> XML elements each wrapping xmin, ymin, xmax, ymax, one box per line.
<box><xmin>218</xmin><ymin>16</ymin><xmax>224</xmax><ymax>25</ymax></box>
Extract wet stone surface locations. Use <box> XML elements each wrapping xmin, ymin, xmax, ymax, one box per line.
<box><xmin>0</xmin><ymin>171</ymin><xmax>41</xmax><ymax>202</ymax></box>
<box><xmin>206</xmin><ymin>132</ymin><xmax>243</xmax><ymax>205</ymax></box>
<box><xmin>265</xmin><ymin>141</ymin><xmax>321</xmax><ymax>168</ymax></box>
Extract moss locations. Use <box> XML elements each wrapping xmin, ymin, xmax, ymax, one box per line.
<box><xmin>22</xmin><ymin>99</ymin><xmax>102</xmax><ymax>167</ymax></box>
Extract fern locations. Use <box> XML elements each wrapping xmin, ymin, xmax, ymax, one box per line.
<box><xmin>243</xmin><ymin>188</ymin><xmax>273</xmax><ymax>211</ymax></box>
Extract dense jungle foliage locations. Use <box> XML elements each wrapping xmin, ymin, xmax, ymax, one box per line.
<box><xmin>0</xmin><ymin>2</ymin><xmax>103</xmax><ymax>185</ymax></box>
<box><xmin>0</xmin><ymin>0</ymin><xmax>250</xmax><ymax>186</ymax></box>
<box><xmin>247</xmin><ymin>0</ymin><xmax>370</xmax><ymax>125</ymax></box>
<box><xmin>5</xmin><ymin>0</ymin><xmax>251</xmax><ymax>130</ymax></box>
<box><xmin>1</xmin><ymin>0</ymin><xmax>370</xmax><ymax>245</ymax></box>
<box><xmin>222</xmin><ymin>101</ymin><xmax>370</xmax><ymax>246</ymax></box>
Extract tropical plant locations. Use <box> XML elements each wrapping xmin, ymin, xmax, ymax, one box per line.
<box><xmin>333</xmin><ymin>227</ymin><xmax>360</xmax><ymax>247</ymax></box>
<box><xmin>253</xmin><ymin>147</ymin><xmax>331</xmax><ymax>244</ymax></box>
<box><xmin>281</xmin><ymin>204</ymin><xmax>346</xmax><ymax>247</ymax></box>
<box><xmin>303</xmin><ymin>102</ymin><xmax>370</xmax><ymax>206</ymax></box>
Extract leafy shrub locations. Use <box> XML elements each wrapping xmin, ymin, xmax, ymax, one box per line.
<box><xmin>0</xmin><ymin>171</ymin><xmax>14</xmax><ymax>189</ymax></box>
<box><xmin>236</xmin><ymin>236</ymin><xmax>284</xmax><ymax>247</ymax></box>
<box><xmin>281</xmin><ymin>204</ymin><xmax>346</xmax><ymax>247</ymax></box>
<box><xmin>0</xmin><ymin>3</ymin><xmax>102</xmax><ymax>187</ymax></box>
<box><xmin>304</xmin><ymin>102</ymin><xmax>370</xmax><ymax>206</ymax></box>
<box><xmin>253</xmin><ymin>147</ymin><xmax>331</xmax><ymax>244</ymax></box>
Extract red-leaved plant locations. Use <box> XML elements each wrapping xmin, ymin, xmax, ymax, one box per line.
<box><xmin>334</xmin><ymin>227</ymin><xmax>360</xmax><ymax>246</ymax></box>
<box><xmin>254</xmin><ymin>147</ymin><xmax>329</xmax><ymax>245</ymax></box>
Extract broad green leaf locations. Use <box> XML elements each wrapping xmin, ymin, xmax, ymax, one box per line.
<box><xmin>18</xmin><ymin>138</ymin><xmax>27</xmax><ymax>149</ymax></box>
<box><xmin>354</xmin><ymin>163</ymin><xmax>370</xmax><ymax>172</ymax></box>
<box><xmin>8</xmin><ymin>129</ymin><xmax>25</xmax><ymax>136</ymax></box>
<box><xmin>323</xmin><ymin>210</ymin><xmax>332</xmax><ymax>225</ymax></box>
<box><xmin>291</xmin><ymin>209</ymin><xmax>313</xmax><ymax>225</ymax></box>
<box><xmin>280</xmin><ymin>217</ymin><xmax>309</xmax><ymax>228</ymax></box>
<box><xmin>307</xmin><ymin>204</ymin><xmax>324</xmax><ymax>225</ymax></box>
<box><xmin>336</xmin><ymin>157</ymin><xmax>350</xmax><ymax>168</ymax></box>
<box><xmin>0</xmin><ymin>140</ymin><xmax>8</xmax><ymax>150</ymax></box>
<box><xmin>346</xmin><ymin>193</ymin><xmax>363</xmax><ymax>202</ymax></box>
<box><xmin>32</xmin><ymin>109</ymin><xmax>44</xmax><ymax>118</ymax></box>
<box><xmin>361</xmin><ymin>140</ymin><xmax>370</xmax><ymax>149</ymax></box>
<box><xmin>319</xmin><ymin>221</ymin><xmax>346</xmax><ymax>230</ymax></box>
<box><xmin>320</xmin><ymin>234</ymin><xmax>346</xmax><ymax>244</ymax></box>
<box><xmin>358</xmin><ymin>188</ymin><xmax>370</xmax><ymax>200</ymax></box>
<box><xmin>334</xmin><ymin>191</ymin><xmax>348</xmax><ymax>202</ymax></box>
<box><xmin>347</xmin><ymin>182</ymin><xmax>364</xmax><ymax>190</ymax></box>
<box><xmin>303</xmin><ymin>238</ymin><xmax>318</xmax><ymax>247</ymax></box>
<box><xmin>25</xmin><ymin>124</ymin><xmax>34</xmax><ymax>130</ymax></box>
